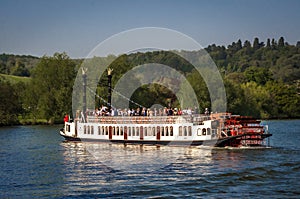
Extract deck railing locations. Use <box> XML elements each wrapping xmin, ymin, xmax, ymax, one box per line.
<box><xmin>85</xmin><ymin>114</ymin><xmax>212</xmax><ymax>125</ymax></box>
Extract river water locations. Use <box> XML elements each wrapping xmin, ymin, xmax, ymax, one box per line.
<box><xmin>0</xmin><ymin>120</ymin><xmax>299</xmax><ymax>198</ymax></box>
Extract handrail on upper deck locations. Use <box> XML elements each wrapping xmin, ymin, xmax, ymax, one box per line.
<box><xmin>85</xmin><ymin>114</ymin><xmax>212</xmax><ymax>124</ymax></box>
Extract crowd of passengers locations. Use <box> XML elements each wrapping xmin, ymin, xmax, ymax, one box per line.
<box><xmin>92</xmin><ymin>106</ymin><xmax>210</xmax><ymax>117</ymax></box>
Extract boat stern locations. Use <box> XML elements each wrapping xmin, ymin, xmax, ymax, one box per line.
<box><xmin>60</xmin><ymin>122</ymin><xmax>80</xmax><ymax>141</ymax></box>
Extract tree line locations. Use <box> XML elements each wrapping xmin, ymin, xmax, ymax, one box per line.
<box><xmin>0</xmin><ymin>37</ymin><xmax>299</xmax><ymax>125</ymax></box>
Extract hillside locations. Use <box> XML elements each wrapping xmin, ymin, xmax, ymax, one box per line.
<box><xmin>0</xmin><ymin>53</ymin><xmax>39</xmax><ymax>77</ymax></box>
<box><xmin>0</xmin><ymin>73</ymin><xmax>31</xmax><ymax>84</ymax></box>
<box><xmin>0</xmin><ymin>37</ymin><xmax>300</xmax><ymax>125</ymax></box>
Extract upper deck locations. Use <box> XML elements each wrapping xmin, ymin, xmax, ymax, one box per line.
<box><xmin>83</xmin><ymin>113</ymin><xmax>232</xmax><ymax>125</ymax></box>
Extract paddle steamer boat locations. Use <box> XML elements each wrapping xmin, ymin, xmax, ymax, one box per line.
<box><xmin>60</xmin><ymin>69</ymin><xmax>272</xmax><ymax>147</ymax></box>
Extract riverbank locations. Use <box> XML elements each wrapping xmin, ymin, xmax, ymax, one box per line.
<box><xmin>1</xmin><ymin>115</ymin><xmax>299</xmax><ymax>127</ymax></box>
<box><xmin>0</xmin><ymin>117</ymin><xmax>64</xmax><ymax>126</ymax></box>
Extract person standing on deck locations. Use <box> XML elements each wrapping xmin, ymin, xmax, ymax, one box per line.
<box><xmin>64</xmin><ymin>114</ymin><xmax>69</xmax><ymax>122</ymax></box>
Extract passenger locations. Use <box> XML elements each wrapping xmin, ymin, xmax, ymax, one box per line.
<box><xmin>154</xmin><ymin>108</ymin><xmax>158</xmax><ymax>116</ymax></box>
<box><xmin>123</xmin><ymin>109</ymin><xmax>127</xmax><ymax>116</ymax></box>
<box><xmin>136</xmin><ymin>107</ymin><xmax>140</xmax><ymax>116</ymax></box>
<box><xmin>129</xmin><ymin>108</ymin><xmax>134</xmax><ymax>116</ymax></box>
<box><xmin>64</xmin><ymin>114</ymin><xmax>69</xmax><ymax>122</ymax></box>
<box><xmin>111</xmin><ymin>108</ymin><xmax>117</xmax><ymax>116</ymax></box>
<box><xmin>159</xmin><ymin>108</ymin><xmax>163</xmax><ymax>116</ymax></box>
<box><xmin>173</xmin><ymin>108</ymin><xmax>178</xmax><ymax>115</ymax></box>
<box><xmin>187</xmin><ymin>108</ymin><xmax>192</xmax><ymax>115</ymax></box>
<box><xmin>101</xmin><ymin>105</ymin><xmax>107</xmax><ymax>116</ymax></box>
<box><xmin>163</xmin><ymin>107</ymin><xmax>168</xmax><ymax>116</ymax></box>
<box><xmin>167</xmin><ymin>108</ymin><xmax>173</xmax><ymax>116</ymax></box>
<box><xmin>111</xmin><ymin>108</ymin><xmax>114</xmax><ymax>116</ymax></box>
<box><xmin>142</xmin><ymin>107</ymin><xmax>147</xmax><ymax>116</ymax></box>
<box><xmin>178</xmin><ymin>108</ymin><xmax>182</xmax><ymax>115</ymax></box>
<box><xmin>149</xmin><ymin>109</ymin><xmax>154</xmax><ymax>116</ymax></box>
<box><xmin>205</xmin><ymin>108</ymin><xmax>209</xmax><ymax>115</ymax></box>
<box><xmin>194</xmin><ymin>107</ymin><xmax>199</xmax><ymax>114</ymax></box>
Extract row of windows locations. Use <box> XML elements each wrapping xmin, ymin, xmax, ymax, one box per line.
<box><xmin>95</xmin><ymin>126</ymin><xmax>175</xmax><ymax>136</ymax></box>
<box><xmin>178</xmin><ymin>126</ymin><xmax>193</xmax><ymax>136</ymax></box>
<box><xmin>84</xmin><ymin>125</ymin><xmax>94</xmax><ymax>135</ymax></box>
<box><xmin>83</xmin><ymin>125</ymin><xmax>198</xmax><ymax>137</ymax></box>
<box><xmin>197</xmin><ymin>128</ymin><xmax>211</xmax><ymax>136</ymax></box>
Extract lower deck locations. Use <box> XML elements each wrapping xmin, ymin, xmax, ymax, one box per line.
<box><xmin>64</xmin><ymin>120</ymin><xmax>217</xmax><ymax>143</ymax></box>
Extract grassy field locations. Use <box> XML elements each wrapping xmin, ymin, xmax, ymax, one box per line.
<box><xmin>0</xmin><ymin>73</ymin><xmax>31</xmax><ymax>84</ymax></box>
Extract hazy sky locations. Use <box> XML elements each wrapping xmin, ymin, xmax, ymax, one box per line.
<box><xmin>1</xmin><ymin>0</ymin><xmax>299</xmax><ymax>58</ymax></box>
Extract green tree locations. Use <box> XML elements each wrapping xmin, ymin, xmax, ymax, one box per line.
<box><xmin>244</xmin><ymin>66</ymin><xmax>273</xmax><ymax>85</ymax></box>
<box><xmin>0</xmin><ymin>79</ymin><xmax>21</xmax><ymax>125</ymax></box>
<box><xmin>25</xmin><ymin>53</ymin><xmax>76</xmax><ymax>123</ymax></box>
<box><xmin>271</xmin><ymin>38</ymin><xmax>277</xmax><ymax>49</ymax></box>
<box><xmin>10</xmin><ymin>61</ymin><xmax>30</xmax><ymax>76</ymax></box>
<box><xmin>253</xmin><ymin>37</ymin><xmax>260</xmax><ymax>50</ymax></box>
<box><xmin>278</xmin><ymin>36</ymin><xmax>285</xmax><ymax>47</ymax></box>
<box><xmin>266</xmin><ymin>38</ymin><xmax>271</xmax><ymax>48</ymax></box>
<box><xmin>265</xmin><ymin>81</ymin><xmax>300</xmax><ymax>118</ymax></box>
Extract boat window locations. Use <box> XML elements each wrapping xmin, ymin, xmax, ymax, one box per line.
<box><xmin>128</xmin><ymin>127</ymin><xmax>131</xmax><ymax>136</ymax></box>
<box><xmin>116</xmin><ymin>127</ymin><xmax>119</xmax><ymax>136</ymax></box>
<box><xmin>91</xmin><ymin>126</ymin><xmax>94</xmax><ymax>135</ymax></box>
<box><xmin>113</xmin><ymin>127</ymin><xmax>115</xmax><ymax>135</ymax></box>
<box><xmin>179</xmin><ymin>126</ymin><xmax>182</xmax><ymax>136</ymax></box>
<box><xmin>197</xmin><ymin>128</ymin><xmax>201</xmax><ymax>136</ymax></box>
<box><xmin>132</xmin><ymin>127</ymin><xmax>135</xmax><ymax>136</ymax></box>
<box><xmin>184</xmin><ymin>126</ymin><xmax>187</xmax><ymax>136</ymax></box>
<box><xmin>202</xmin><ymin>128</ymin><xmax>206</xmax><ymax>135</ymax></box>
<box><xmin>84</xmin><ymin>125</ymin><xmax>86</xmax><ymax>134</ymax></box>
<box><xmin>188</xmin><ymin>126</ymin><xmax>192</xmax><ymax>136</ymax></box>
<box><xmin>144</xmin><ymin>127</ymin><xmax>147</xmax><ymax>136</ymax></box>
<box><xmin>98</xmin><ymin>126</ymin><xmax>100</xmax><ymax>135</ymax></box>
<box><xmin>212</xmin><ymin>129</ymin><xmax>217</xmax><ymax>138</ymax></box>
<box><xmin>66</xmin><ymin>125</ymin><xmax>70</xmax><ymax>132</ymax></box>
<box><xmin>136</xmin><ymin>127</ymin><xmax>139</xmax><ymax>136</ymax></box>
<box><xmin>170</xmin><ymin>126</ymin><xmax>173</xmax><ymax>136</ymax></box>
<box><xmin>152</xmin><ymin>127</ymin><xmax>156</xmax><ymax>136</ymax></box>
<box><xmin>120</xmin><ymin>127</ymin><xmax>123</xmax><ymax>136</ymax></box>
<box><xmin>161</xmin><ymin>127</ymin><xmax>164</xmax><ymax>136</ymax></box>
<box><xmin>165</xmin><ymin>127</ymin><xmax>169</xmax><ymax>136</ymax></box>
<box><xmin>157</xmin><ymin>126</ymin><xmax>160</xmax><ymax>134</ymax></box>
<box><xmin>148</xmin><ymin>127</ymin><xmax>152</xmax><ymax>136</ymax></box>
<box><xmin>207</xmin><ymin>128</ymin><xmax>211</xmax><ymax>135</ymax></box>
<box><xmin>88</xmin><ymin>126</ymin><xmax>90</xmax><ymax>134</ymax></box>
<box><xmin>106</xmin><ymin>126</ymin><xmax>109</xmax><ymax>135</ymax></box>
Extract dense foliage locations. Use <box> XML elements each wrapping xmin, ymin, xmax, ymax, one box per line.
<box><xmin>0</xmin><ymin>54</ymin><xmax>39</xmax><ymax>77</ymax></box>
<box><xmin>0</xmin><ymin>79</ymin><xmax>23</xmax><ymax>125</ymax></box>
<box><xmin>23</xmin><ymin>53</ymin><xmax>77</xmax><ymax>123</ymax></box>
<box><xmin>0</xmin><ymin>37</ymin><xmax>299</xmax><ymax>125</ymax></box>
<box><xmin>1</xmin><ymin>53</ymin><xmax>76</xmax><ymax>125</ymax></box>
<box><xmin>95</xmin><ymin>37</ymin><xmax>300</xmax><ymax>119</ymax></box>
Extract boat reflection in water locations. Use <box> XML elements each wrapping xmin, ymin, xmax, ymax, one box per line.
<box><xmin>59</xmin><ymin>141</ymin><xmax>276</xmax><ymax>197</ymax></box>
<box><xmin>61</xmin><ymin>141</ymin><xmax>216</xmax><ymax>174</ymax></box>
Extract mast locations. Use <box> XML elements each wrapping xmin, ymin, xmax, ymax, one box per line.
<box><xmin>82</xmin><ymin>68</ymin><xmax>87</xmax><ymax>122</ymax></box>
<box><xmin>107</xmin><ymin>68</ymin><xmax>113</xmax><ymax>114</ymax></box>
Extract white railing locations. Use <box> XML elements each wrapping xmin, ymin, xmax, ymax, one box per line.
<box><xmin>85</xmin><ymin>114</ymin><xmax>212</xmax><ymax>125</ymax></box>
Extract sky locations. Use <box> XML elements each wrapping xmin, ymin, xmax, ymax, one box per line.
<box><xmin>0</xmin><ymin>0</ymin><xmax>300</xmax><ymax>58</ymax></box>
